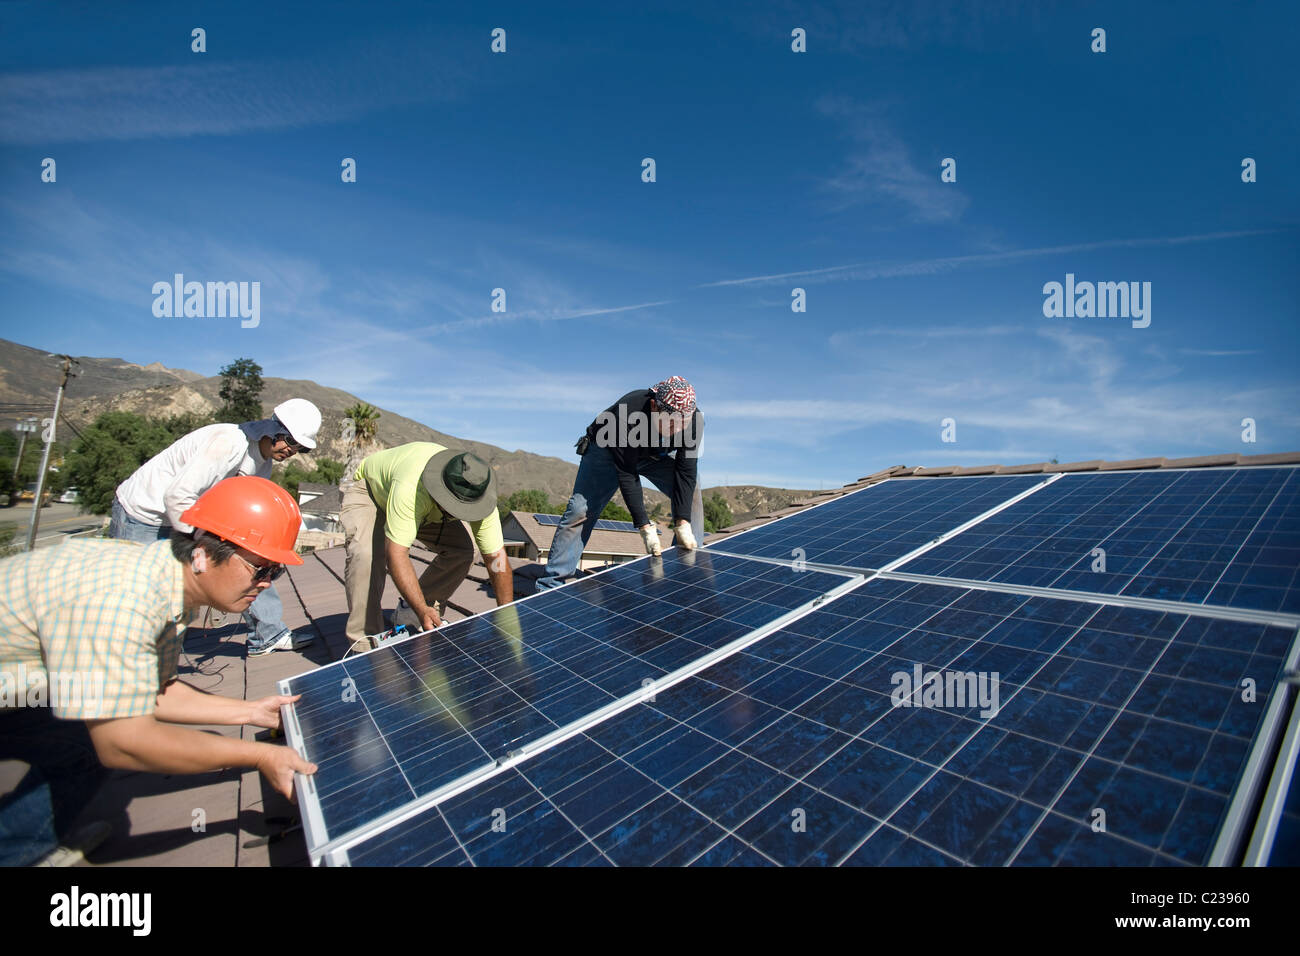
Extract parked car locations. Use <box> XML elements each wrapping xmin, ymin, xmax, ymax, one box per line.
<box><xmin>17</xmin><ymin>483</ymin><xmax>52</xmax><ymax>506</ymax></box>
<box><xmin>58</xmin><ymin>487</ymin><xmax>80</xmax><ymax>504</ymax></box>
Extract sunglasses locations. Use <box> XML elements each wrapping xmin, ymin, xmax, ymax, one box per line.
<box><xmin>233</xmin><ymin>552</ymin><xmax>286</xmax><ymax>583</ymax></box>
<box><xmin>273</xmin><ymin>433</ymin><xmax>308</xmax><ymax>453</ymax></box>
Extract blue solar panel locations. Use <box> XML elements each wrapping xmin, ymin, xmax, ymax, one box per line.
<box><xmin>532</xmin><ymin>512</ymin><xmax>641</xmax><ymax>533</ymax></box>
<box><xmin>1271</xmin><ymin>771</ymin><xmax>1300</xmax><ymax>864</ymax></box>
<box><xmin>899</xmin><ymin>467</ymin><xmax>1300</xmax><ymax>614</ymax></box>
<box><xmin>284</xmin><ymin>550</ymin><xmax>855</xmax><ymax>856</ymax></box>
<box><xmin>338</xmin><ymin>578</ymin><xmax>1296</xmax><ymax>865</ymax></box>
<box><xmin>711</xmin><ymin>475</ymin><xmax>1047</xmax><ymax>569</ymax></box>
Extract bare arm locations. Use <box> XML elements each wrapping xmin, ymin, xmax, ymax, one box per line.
<box><xmin>386</xmin><ymin>538</ymin><xmax>442</xmax><ymax>629</ymax></box>
<box><xmin>154</xmin><ymin>679</ymin><xmax>297</xmax><ymax>730</ymax></box>
<box><xmin>484</xmin><ymin>549</ymin><xmax>514</xmax><ymax>606</ymax></box>
<box><xmin>86</xmin><ymin>716</ymin><xmax>316</xmax><ymax>799</ymax></box>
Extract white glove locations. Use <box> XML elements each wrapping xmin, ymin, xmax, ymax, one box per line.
<box><xmin>640</xmin><ymin>525</ymin><xmax>663</xmax><ymax>556</ymax></box>
<box><xmin>674</xmin><ymin>521</ymin><xmax>698</xmax><ymax>550</ymax></box>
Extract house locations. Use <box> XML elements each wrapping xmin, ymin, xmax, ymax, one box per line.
<box><xmin>296</xmin><ymin>481</ymin><xmax>343</xmax><ymax>551</ymax></box>
<box><xmin>500</xmin><ymin>510</ymin><xmax>657</xmax><ymax>571</ymax></box>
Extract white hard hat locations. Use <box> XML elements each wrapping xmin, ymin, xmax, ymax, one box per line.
<box><xmin>273</xmin><ymin>398</ymin><xmax>321</xmax><ymax>450</ymax></box>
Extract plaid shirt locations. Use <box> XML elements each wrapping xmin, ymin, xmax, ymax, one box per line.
<box><xmin>0</xmin><ymin>539</ymin><xmax>188</xmax><ymax>719</ymax></box>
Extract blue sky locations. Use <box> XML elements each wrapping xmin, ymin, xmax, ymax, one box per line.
<box><xmin>1</xmin><ymin>0</ymin><xmax>1297</xmax><ymax>489</ymax></box>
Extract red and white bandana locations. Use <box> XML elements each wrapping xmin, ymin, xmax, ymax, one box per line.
<box><xmin>651</xmin><ymin>376</ymin><xmax>696</xmax><ymax>416</ymax></box>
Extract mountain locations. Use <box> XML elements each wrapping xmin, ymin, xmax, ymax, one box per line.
<box><xmin>0</xmin><ymin>337</ymin><xmax>818</xmax><ymax>524</ymax></box>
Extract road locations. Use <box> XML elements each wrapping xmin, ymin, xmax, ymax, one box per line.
<box><xmin>0</xmin><ymin>501</ymin><xmax>107</xmax><ymax>549</ymax></box>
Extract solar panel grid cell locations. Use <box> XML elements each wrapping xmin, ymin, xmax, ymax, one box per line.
<box><xmin>901</xmin><ymin>467</ymin><xmax>1300</xmax><ymax>614</ymax></box>
<box><xmin>709</xmin><ymin>475</ymin><xmax>1049</xmax><ymax>568</ymax></box>
<box><xmin>341</xmin><ymin>578</ymin><xmax>1296</xmax><ymax>866</ymax></box>
<box><xmin>532</xmin><ymin>512</ymin><xmax>640</xmax><ymax>532</ymax></box>
<box><xmin>286</xmin><ymin>550</ymin><xmax>856</xmax><ymax>852</ymax></box>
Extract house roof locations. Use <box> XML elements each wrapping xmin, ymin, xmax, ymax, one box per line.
<box><xmin>298</xmin><ymin>483</ymin><xmax>342</xmax><ymax>515</ymax></box>
<box><xmin>505</xmin><ymin>510</ymin><xmax>650</xmax><ymax>557</ymax></box>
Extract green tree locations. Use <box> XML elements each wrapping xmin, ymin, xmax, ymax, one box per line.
<box><xmin>160</xmin><ymin>411</ymin><xmax>216</xmax><ymax>441</ymax></box>
<box><xmin>342</xmin><ymin>402</ymin><xmax>380</xmax><ymax>444</ymax></box>
<box><xmin>600</xmin><ymin>501</ymin><xmax>634</xmax><ymax>523</ymax></box>
<box><xmin>0</xmin><ymin>427</ymin><xmax>49</xmax><ymax>506</ymax></box>
<box><xmin>703</xmin><ymin>492</ymin><xmax>733</xmax><ymax>534</ymax></box>
<box><xmin>216</xmin><ymin>358</ymin><xmax>264</xmax><ymax>423</ymax></box>
<box><xmin>274</xmin><ymin>458</ymin><xmax>346</xmax><ymax>499</ymax></box>
<box><xmin>497</xmin><ymin>488</ymin><xmax>560</xmax><ymax>519</ymax></box>
<box><xmin>314</xmin><ymin>459</ymin><xmax>345</xmax><ymax>485</ymax></box>
<box><xmin>63</xmin><ymin>412</ymin><xmax>175</xmax><ymax>515</ymax></box>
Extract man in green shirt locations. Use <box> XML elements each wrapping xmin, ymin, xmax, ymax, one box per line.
<box><xmin>342</xmin><ymin>443</ymin><xmax>514</xmax><ymax>651</ymax></box>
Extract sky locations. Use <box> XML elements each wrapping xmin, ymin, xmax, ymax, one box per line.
<box><xmin>1</xmin><ymin>0</ymin><xmax>1297</xmax><ymax>490</ymax></box>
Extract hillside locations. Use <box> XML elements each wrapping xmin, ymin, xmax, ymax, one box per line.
<box><xmin>0</xmin><ymin>338</ymin><xmax>819</xmax><ymax>526</ymax></box>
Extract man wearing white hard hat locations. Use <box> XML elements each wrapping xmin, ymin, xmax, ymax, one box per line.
<box><xmin>109</xmin><ymin>398</ymin><xmax>323</xmax><ymax>656</ymax></box>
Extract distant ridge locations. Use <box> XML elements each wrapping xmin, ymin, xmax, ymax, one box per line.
<box><xmin>0</xmin><ymin>337</ymin><xmax>815</xmax><ymax>523</ymax></box>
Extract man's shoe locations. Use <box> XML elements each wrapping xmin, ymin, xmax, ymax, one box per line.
<box><xmin>248</xmin><ymin>629</ymin><xmax>315</xmax><ymax>656</ymax></box>
<box><xmin>33</xmin><ymin>820</ymin><xmax>113</xmax><ymax>867</ymax></box>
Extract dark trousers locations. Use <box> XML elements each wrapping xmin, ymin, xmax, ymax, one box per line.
<box><xmin>0</xmin><ymin>707</ymin><xmax>109</xmax><ymax>866</ymax></box>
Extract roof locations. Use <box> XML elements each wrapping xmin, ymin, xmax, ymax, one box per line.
<box><xmin>298</xmin><ymin>483</ymin><xmax>342</xmax><ymax>515</ymax></box>
<box><xmin>505</xmin><ymin>510</ymin><xmax>649</xmax><ymax>556</ymax></box>
<box><xmin>707</xmin><ymin>450</ymin><xmax>1300</xmax><ymax>541</ymax></box>
<box><xmin>52</xmin><ymin>448</ymin><xmax>1298</xmax><ymax>867</ymax></box>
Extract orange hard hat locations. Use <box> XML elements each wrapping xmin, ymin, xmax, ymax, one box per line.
<box><xmin>181</xmin><ymin>476</ymin><xmax>304</xmax><ymax>565</ymax></box>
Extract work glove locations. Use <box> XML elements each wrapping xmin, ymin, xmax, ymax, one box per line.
<box><xmin>674</xmin><ymin>521</ymin><xmax>698</xmax><ymax>551</ymax></box>
<box><xmin>640</xmin><ymin>525</ymin><xmax>663</xmax><ymax>556</ymax></box>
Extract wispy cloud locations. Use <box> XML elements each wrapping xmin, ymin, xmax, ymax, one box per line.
<box><xmin>814</xmin><ymin>95</ymin><xmax>968</xmax><ymax>223</ymax></box>
<box><xmin>700</xmin><ymin>228</ymin><xmax>1287</xmax><ymax>288</ymax></box>
<box><xmin>426</xmin><ymin>299</ymin><xmax>674</xmax><ymax>334</ymax></box>
<box><xmin>0</xmin><ymin>41</ymin><xmax>468</xmax><ymax>143</ymax></box>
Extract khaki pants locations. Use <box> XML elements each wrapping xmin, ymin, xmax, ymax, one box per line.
<box><xmin>340</xmin><ymin>480</ymin><xmax>476</xmax><ymax>644</ymax></box>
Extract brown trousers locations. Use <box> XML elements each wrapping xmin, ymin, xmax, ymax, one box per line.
<box><xmin>339</xmin><ymin>481</ymin><xmax>476</xmax><ymax>643</ymax></box>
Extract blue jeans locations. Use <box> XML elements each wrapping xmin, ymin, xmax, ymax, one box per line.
<box><xmin>109</xmin><ymin>498</ymin><xmax>291</xmax><ymax>650</ymax></box>
<box><xmin>0</xmin><ymin>707</ymin><xmax>109</xmax><ymax>866</ymax></box>
<box><xmin>108</xmin><ymin>498</ymin><xmax>170</xmax><ymax>543</ymax></box>
<box><xmin>536</xmin><ymin>444</ymin><xmax>705</xmax><ymax>589</ymax></box>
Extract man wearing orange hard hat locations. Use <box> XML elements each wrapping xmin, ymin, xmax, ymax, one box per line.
<box><xmin>0</xmin><ymin>476</ymin><xmax>317</xmax><ymax>867</ymax></box>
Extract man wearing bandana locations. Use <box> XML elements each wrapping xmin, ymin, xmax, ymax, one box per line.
<box><xmin>537</xmin><ymin>376</ymin><xmax>704</xmax><ymax>591</ymax></box>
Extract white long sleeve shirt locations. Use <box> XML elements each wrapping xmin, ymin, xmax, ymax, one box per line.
<box><xmin>115</xmin><ymin>423</ymin><xmax>270</xmax><ymax>533</ymax></box>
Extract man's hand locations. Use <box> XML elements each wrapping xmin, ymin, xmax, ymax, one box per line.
<box><xmin>420</xmin><ymin>605</ymin><xmax>443</xmax><ymax>631</ymax></box>
<box><xmin>247</xmin><ymin>693</ymin><xmax>300</xmax><ymax>730</ymax></box>
<box><xmin>640</xmin><ymin>525</ymin><xmax>663</xmax><ymax>556</ymax></box>
<box><xmin>674</xmin><ymin>521</ymin><xmax>698</xmax><ymax>550</ymax></box>
<box><xmin>257</xmin><ymin>744</ymin><xmax>318</xmax><ymax>801</ymax></box>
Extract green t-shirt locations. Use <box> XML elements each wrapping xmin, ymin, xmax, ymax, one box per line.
<box><xmin>355</xmin><ymin>443</ymin><xmax>504</xmax><ymax>555</ymax></box>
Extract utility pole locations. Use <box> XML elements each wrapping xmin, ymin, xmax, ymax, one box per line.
<box><xmin>11</xmin><ymin>417</ymin><xmax>37</xmax><ymax>487</ymax></box>
<box><xmin>26</xmin><ymin>356</ymin><xmax>77</xmax><ymax>551</ymax></box>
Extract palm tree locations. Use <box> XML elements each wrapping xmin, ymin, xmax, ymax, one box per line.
<box><xmin>343</xmin><ymin>402</ymin><xmax>380</xmax><ymax>444</ymax></box>
<box><xmin>341</xmin><ymin>402</ymin><xmax>381</xmax><ymax>479</ymax></box>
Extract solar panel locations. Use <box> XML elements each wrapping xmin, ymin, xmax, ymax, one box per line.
<box><xmin>532</xmin><ymin>513</ymin><xmax>641</xmax><ymax>533</ymax></box>
<box><xmin>1271</xmin><ymin>775</ymin><xmax>1300</xmax><ymax>864</ymax></box>
<box><xmin>282</xmin><ymin>550</ymin><xmax>858</xmax><ymax>860</ymax></box>
<box><xmin>711</xmin><ymin>475</ymin><xmax>1048</xmax><ymax>569</ymax></box>
<box><xmin>334</xmin><ymin>577</ymin><xmax>1297</xmax><ymax>865</ymax></box>
<box><xmin>898</xmin><ymin>467</ymin><xmax>1300</xmax><ymax>614</ymax></box>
